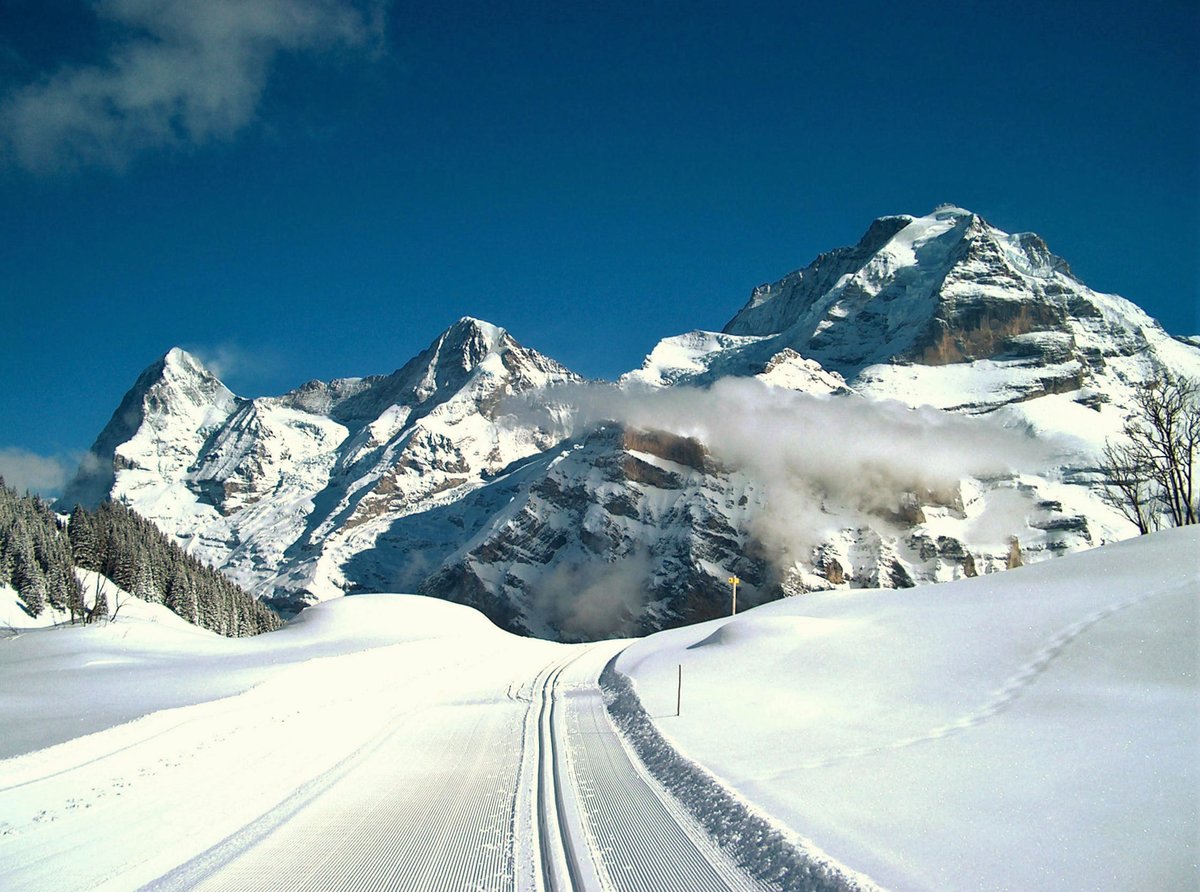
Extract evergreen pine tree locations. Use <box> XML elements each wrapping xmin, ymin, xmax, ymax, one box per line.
<box><xmin>65</xmin><ymin>569</ymin><xmax>86</xmax><ymax>620</ymax></box>
<box><xmin>14</xmin><ymin>545</ymin><xmax>46</xmax><ymax>617</ymax></box>
<box><xmin>166</xmin><ymin>572</ymin><xmax>199</xmax><ymax>625</ymax></box>
<box><xmin>68</xmin><ymin>505</ymin><xmax>99</xmax><ymax>570</ymax></box>
<box><xmin>87</xmin><ymin>576</ymin><xmax>109</xmax><ymax>622</ymax></box>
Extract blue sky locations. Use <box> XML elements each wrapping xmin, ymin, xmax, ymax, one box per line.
<box><xmin>1</xmin><ymin>0</ymin><xmax>1197</xmax><ymax>495</ymax></box>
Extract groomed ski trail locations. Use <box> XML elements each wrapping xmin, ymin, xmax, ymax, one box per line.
<box><xmin>148</xmin><ymin>639</ymin><xmax>555</xmax><ymax>892</ymax></box>
<box><xmin>2</xmin><ymin>628</ymin><xmax>767</xmax><ymax>891</ymax></box>
<box><xmin>552</xmin><ymin>643</ymin><xmax>764</xmax><ymax>892</ymax></box>
<box><xmin>173</xmin><ymin>641</ymin><xmax>765</xmax><ymax>892</ymax></box>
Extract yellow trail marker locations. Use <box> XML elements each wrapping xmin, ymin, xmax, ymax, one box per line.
<box><xmin>727</xmin><ymin>575</ymin><xmax>740</xmax><ymax>615</ymax></box>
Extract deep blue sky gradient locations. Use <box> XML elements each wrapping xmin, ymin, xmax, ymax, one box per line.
<box><xmin>1</xmin><ymin>0</ymin><xmax>1197</xmax><ymax>489</ymax></box>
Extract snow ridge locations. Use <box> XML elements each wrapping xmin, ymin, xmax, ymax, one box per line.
<box><xmin>600</xmin><ymin>657</ymin><xmax>882</xmax><ymax>892</ymax></box>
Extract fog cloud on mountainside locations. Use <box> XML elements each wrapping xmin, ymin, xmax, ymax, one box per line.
<box><xmin>0</xmin><ymin>447</ymin><xmax>79</xmax><ymax>498</ymax></box>
<box><xmin>529</xmin><ymin>549</ymin><xmax>654</xmax><ymax>641</ymax></box>
<box><xmin>508</xmin><ymin>378</ymin><xmax>1061</xmax><ymax>561</ymax></box>
<box><xmin>188</xmin><ymin>341</ymin><xmax>289</xmax><ymax>388</ymax></box>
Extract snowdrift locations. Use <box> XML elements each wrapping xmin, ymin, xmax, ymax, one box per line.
<box><xmin>615</xmin><ymin>526</ymin><xmax>1199</xmax><ymax>891</ymax></box>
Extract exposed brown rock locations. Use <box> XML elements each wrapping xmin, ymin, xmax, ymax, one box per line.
<box><xmin>912</xmin><ymin>300</ymin><xmax>1067</xmax><ymax>365</ymax></box>
<box><xmin>824</xmin><ymin>558</ymin><xmax>845</xmax><ymax>585</ymax></box>
<box><xmin>1007</xmin><ymin>537</ymin><xmax>1023</xmax><ymax>569</ymax></box>
<box><xmin>622</xmin><ymin>428</ymin><xmax>708</xmax><ymax>472</ymax></box>
<box><xmin>622</xmin><ymin>455</ymin><xmax>683</xmax><ymax>489</ymax></box>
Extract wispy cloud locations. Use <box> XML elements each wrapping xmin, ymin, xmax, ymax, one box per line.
<box><xmin>508</xmin><ymin>378</ymin><xmax>1061</xmax><ymax>559</ymax></box>
<box><xmin>0</xmin><ymin>447</ymin><xmax>79</xmax><ymax>498</ymax></box>
<box><xmin>0</xmin><ymin>0</ymin><xmax>386</xmax><ymax>172</ymax></box>
<box><xmin>187</xmin><ymin>341</ymin><xmax>278</xmax><ymax>385</ymax></box>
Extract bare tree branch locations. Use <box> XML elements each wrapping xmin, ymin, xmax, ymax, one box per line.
<box><xmin>1102</xmin><ymin>374</ymin><xmax>1199</xmax><ymax>532</ymax></box>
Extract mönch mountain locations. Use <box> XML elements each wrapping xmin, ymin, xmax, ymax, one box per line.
<box><xmin>62</xmin><ymin>207</ymin><xmax>1200</xmax><ymax>640</ymax></box>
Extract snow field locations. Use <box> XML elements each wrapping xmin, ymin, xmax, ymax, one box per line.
<box><xmin>2</xmin><ymin>592</ymin><xmax>781</xmax><ymax>891</ymax></box>
<box><xmin>0</xmin><ymin>597</ymin><xmax>558</xmax><ymax>891</ymax></box>
<box><xmin>2</xmin><ymin>643</ymin><xmax>462</xmax><ymax>890</ymax></box>
<box><xmin>6</xmin><ymin>529</ymin><xmax>1194</xmax><ymax>891</ymax></box>
<box><xmin>598</xmin><ymin>663</ymin><xmax>874</xmax><ymax>892</ymax></box>
<box><xmin>616</xmin><ymin>526</ymin><xmax>1200</xmax><ymax>892</ymax></box>
<box><xmin>176</xmin><ymin>700</ymin><xmax>529</xmax><ymax>890</ymax></box>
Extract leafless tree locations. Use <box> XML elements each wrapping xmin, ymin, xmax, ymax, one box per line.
<box><xmin>1101</xmin><ymin>374</ymin><xmax>1199</xmax><ymax>532</ymax></box>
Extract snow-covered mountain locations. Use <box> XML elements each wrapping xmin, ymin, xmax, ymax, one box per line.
<box><xmin>630</xmin><ymin>205</ymin><xmax>1198</xmax><ymax>419</ymax></box>
<box><xmin>62</xmin><ymin>209</ymin><xmax>1200</xmax><ymax>638</ymax></box>
<box><xmin>62</xmin><ymin>318</ymin><xmax>582</xmax><ymax>614</ymax></box>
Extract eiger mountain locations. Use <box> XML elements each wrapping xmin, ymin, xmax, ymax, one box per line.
<box><xmin>63</xmin><ymin>207</ymin><xmax>1200</xmax><ymax>640</ymax></box>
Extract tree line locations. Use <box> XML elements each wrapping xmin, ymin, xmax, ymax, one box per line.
<box><xmin>0</xmin><ymin>481</ymin><xmax>281</xmax><ymax>636</ymax></box>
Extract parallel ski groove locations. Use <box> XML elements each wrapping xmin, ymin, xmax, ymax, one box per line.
<box><xmin>557</xmin><ymin>646</ymin><xmax>764</xmax><ymax>892</ymax></box>
<box><xmin>138</xmin><ymin>643</ymin><xmax>762</xmax><ymax>892</ymax></box>
<box><xmin>536</xmin><ymin>652</ymin><xmax>590</xmax><ymax>892</ymax></box>
<box><xmin>184</xmin><ymin>697</ymin><xmax>525</xmax><ymax>891</ymax></box>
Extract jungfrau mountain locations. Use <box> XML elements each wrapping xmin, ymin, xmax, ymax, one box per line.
<box><xmin>62</xmin><ymin>207</ymin><xmax>1200</xmax><ymax>640</ymax></box>
<box><xmin>627</xmin><ymin>204</ymin><xmax>1197</xmax><ymax>416</ymax></box>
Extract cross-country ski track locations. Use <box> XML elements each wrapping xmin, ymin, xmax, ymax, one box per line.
<box><xmin>156</xmin><ymin>641</ymin><xmax>760</xmax><ymax>892</ymax></box>
<box><xmin>0</xmin><ymin>599</ymin><xmax>766</xmax><ymax>892</ymax></box>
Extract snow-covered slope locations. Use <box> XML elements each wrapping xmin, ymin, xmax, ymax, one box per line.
<box><xmin>3</xmin><ymin>531</ymin><xmax>1194</xmax><ymax>890</ymax></box>
<box><xmin>60</xmin><ymin>348</ymin><xmax>239</xmax><ymax>509</ymax></box>
<box><xmin>616</xmin><ymin>525</ymin><xmax>1200</xmax><ymax>892</ymax></box>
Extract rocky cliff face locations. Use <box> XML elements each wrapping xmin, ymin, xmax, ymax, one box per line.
<box><xmin>63</xmin><ymin>209</ymin><xmax>1200</xmax><ymax>639</ymax></box>
<box><xmin>414</xmin><ymin>424</ymin><xmax>775</xmax><ymax>639</ymax></box>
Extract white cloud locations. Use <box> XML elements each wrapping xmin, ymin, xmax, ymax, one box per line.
<box><xmin>508</xmin><ymin>378</ymin><xmax>1061</xmax><ymax>559</ymax></box>
<box><xmin>530</xmin><ymin>550</ymin><xmax>655</xmax><ymax>640</ymax></box>
<box><xmin>187</xmin><ymin>341</ymin><xmax>279</xmax><ymax>384</ymax></box>
<box><xmin>0</xmin><ymin>0</ymin><xmax>386</xmax><ymax>172</ymax></box>
<box><xmin>0</xmin><ymin>448</ymin><xmax>78</xmax><ymax>497</ymax></box>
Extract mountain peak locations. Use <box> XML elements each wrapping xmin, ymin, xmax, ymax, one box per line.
<box><xmin>720</xmin><ymin>206</ymin><xmax>1088</xmax><ymax>371</ymax></box>
<box><xmin>162</xmin><ymin>343</ymin><xmax>208</xmax><ymax>372</ymax></box>
<box><xmin>144</xmin><ymin>347</ymin><xmax>231</xmax><ymax>407</ymax></box>
<box><xmin>163</xmin><ymin>345</ymin><xmax>196</xmax><ymax>366</ymax></box>
<box><xmin>326</xmin><ymin>318</ymin><xmax>579</xmax><ymax>425</ymax></box>
<box><xmin>449</xmin><ymin>316</ymin><xmax>504</xmax><ymax>338</ymax></box>
<box><xmin>930</xmin><ymin>203</ymin><xmax>975</xmax><ymax>218</ymax></box>
<box><xmin>433</xmin><ymin>317</ymin><xmax>508</xmax><ymax>370</ymax></box>
<box><xmin>59</xmin><ymin>349</ymin><xmax>238</xmax><ymax>508</ymax></box>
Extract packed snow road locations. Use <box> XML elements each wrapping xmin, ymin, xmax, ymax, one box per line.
<box><xmin>0</xmin><ymin>595</ymin><xmax>763</xmax><ymax>892</ymax></box>
<box><xmin>554</xmin><ymin>646</ymin><xmax>760</xmax><ymax>892</ymax></box>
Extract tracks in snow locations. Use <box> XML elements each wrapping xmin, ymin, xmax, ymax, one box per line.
<box><xmin>535</xmin><ymin>643</ymin><xmax>764</xmax><ymax>892</ymax></box>
<box><xmin>796</xmin><ymin>588</ymin><xmax>1165</xmax><ymax>770</ymax></box>
<box><xmin>531</xmin><ymin>651</ymin><xmax>599</xmax><ymax>892</ymax></box>
<box><xmin>134</xmin><ymin>641</ymin><xmax>761</xmax><ymax>892</ymax></box>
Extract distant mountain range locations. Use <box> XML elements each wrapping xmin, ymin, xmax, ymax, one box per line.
<box><xmin>62</xmin><ymin>206</ymin><xmax>1200</xmax><ymax>640</ymax></box>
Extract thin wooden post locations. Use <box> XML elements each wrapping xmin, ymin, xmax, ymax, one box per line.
<box><xmin>676</xmin><ymin>664</ymin><xmax>682</xmax><ymax>717</ymax></box>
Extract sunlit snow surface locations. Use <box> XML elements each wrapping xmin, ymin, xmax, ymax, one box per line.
<box><xmin>0</xmin><ymin>529</ymin><xmax>1196</xmax><ymax>891</ymax></box>
<box><xmin>619</xmin><ymin>526</ymin><xmax>1199</xmax><ymax>891</ymax></box>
